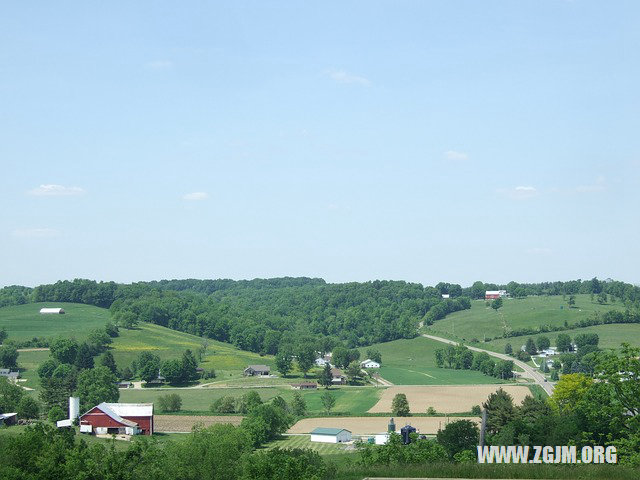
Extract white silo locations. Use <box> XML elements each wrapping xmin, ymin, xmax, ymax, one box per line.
<box><xmin>69</xmin><ymin>397</ymin><xmax>80</xmax><ymax>420</ymax></box>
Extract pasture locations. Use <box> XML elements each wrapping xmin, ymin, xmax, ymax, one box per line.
<box><xmin>0</xmin><ymin>302</ymin><xmax>110</xmax><ymax>342</ymax></box>
<box><xmin>368</xmin><ymin>385</ymin><xmax>532</xmax><ymax>414</ymax></box>
<box><xmin>361</xmin><ymin>336</ymin><xmax>505</xmax><ymax>385</ymax></box>
<box><xmin>425</xmin><ymin>294</ymin><xmax>624</xmax><ymax>343</ymax></box>
<box><xmin>119</xmin><ymin>386</ymin><xmax>381</xmax><ymax>415</ymax></box>
<box><xmin>484</xmin><ymin>323</ymin><xmax>640</xmax><ymax>353</ymax></box>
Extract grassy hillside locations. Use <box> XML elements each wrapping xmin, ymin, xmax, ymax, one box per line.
<box><xmin>110</xmin><ymin>322</ymin><xmax>274</xmax><ymax>381</ymax></box>
<box><xmin>360</xmin><ymin>336</ymin><xmax>506</xmax><ymax>385</ymax></box>
<box><xmin>0</xmin><ymin>302</ymin><xmax>110</xmax><ymax>342</ymax></box>
<box><xmin>425</xmin><ymin>294</ymin><xmax>624</xmax><ymax>342</ymax></box>
<box><xmin>483</xmin><ymin>323</ymin><xmax>640</xmax><ymax>353</ymax></box>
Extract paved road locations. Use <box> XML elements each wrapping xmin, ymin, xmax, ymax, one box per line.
<box><xmin>422</xmin><ymin>333</ymin><xmax>555</xmax><ymax>396</ymax></box>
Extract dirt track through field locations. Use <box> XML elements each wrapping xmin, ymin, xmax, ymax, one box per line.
<box><xmin>154</xmin><ymin>415</ymin><xmax>243</xmax><ymax>432</ymax></box>
<box><xmin>288</xmin><ymin>416</ymin><xmax>479</xmax><ymax>435</ymax></box>
<box><xmin>368</xmin><ymin>385</ymin><xmax>531</xmax><ymax>414</ymax></box>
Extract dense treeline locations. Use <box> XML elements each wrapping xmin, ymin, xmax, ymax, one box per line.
<box><xmin>18</xmin><ymin>278</ymin><xmax>471</xmax><ymax>353</ymax></box>
<box><xmin>434</xmin><ymin>344</ymin><xmax>514</xmax><ymax>380</ymax></box>
<box><xmin>464</xmin><ymin>278</ymin><xmax>640</xmax><ymax>306</ymax></box>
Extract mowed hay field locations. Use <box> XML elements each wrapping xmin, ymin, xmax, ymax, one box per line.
<box><xmin>426</xmin><ymin>295</ymin><xmax>624</xmax><ymax>342</ymax></box>
<box><xmin>154</xmin><ymin>415</ymin><xmax>242</xmax><ymax>432</ymax></box>
<box><xmin>0</xmin><ymin>302</ymin><xmax>110</xmax><ymax>341</ymax></box>
<box><xmin>264</xmin><ymin>435</ymin><xmax>347</xmax><ymax>454</ymax></box>
<box><xmin>288</xmin><ymin>416</ymin><xmax>479</xmax><ymax>435</ymax></box>
<box><xmin>368</xmin><ymin>385</ymin><xmax>532</xmax><ymax>414</ymax></box>
<box><xmin>484</xmin><ymin>323</ymin><xmax>640</xmax><ymax>353</ymax></box>
<box><xmin>120</xmin><ymin>386</ymin><xmax>381</xmax><ymax>415</ymax></box>
<box><xmin>361</xmin><ymin>336</ymin><xmax>505</xmax><ymax>385</ymax></box>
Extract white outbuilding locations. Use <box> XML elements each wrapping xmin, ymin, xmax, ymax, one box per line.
<box><xmin>310</xmin><ymin>427</ymin><xmax>352</xmax><ymax>443</ymax></box>
<box><xmin>360</xmin><ymin>359</ymin><xmax>381</xmax><ymax>369</ymax></box>
<box><xmin>40</xmin><ymin>307</ymin><xmax>65</xmax><ymax>314</ymax></box>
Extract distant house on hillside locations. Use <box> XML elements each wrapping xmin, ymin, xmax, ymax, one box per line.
<box><xmin>360</xmin><ymin>359</ymin><xmax>380</xmax><ymax>369</ymax></box>
<box><xmin>40</xmin><ymin>307</ymin><xmax>65</xmax><ymax>314</ymax></box>
<box><xmin>0</xmin><ymin>369</ymin><xmax>20</xmax><ymax>382</ymax></box>
<box><xmin>330</xmin><ymin>368</ymin><xmax>346</xmax><ymax>385</ymax></box>
<box><xmin>485</xmin><ymin>290</ymin><xmax>507</xmax><ymax>300</ymax></box>
<box><xmin>441</xmin><ymin>294</ymin><xmax>450</xmax><ymax>299</ymax></box>
<box><xmin>243</xmin><ymin>365</ymin><xmax>271</xmax><ymax>376</ymax></box>
<box><xmin>314</xmin><ymin>357</ymin><xmax>329</xmax><ymax>367</ymax></box>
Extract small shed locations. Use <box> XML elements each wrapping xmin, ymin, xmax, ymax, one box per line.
<box><xmin>330</xmin><ymin>368</ymin><xmax>345</xmax><ymax>385</ymax></box>
<box><xmin>39</xmin><ymin>307</ymin><xmax>65</xmax><ymax>314</ymax></box>
<box><xmin>291</xmin><ymin>382</ymin><xmax>318</xmax><ymax>390</ymax></box>
<box><xmin>310</xmin><ymin>427</ymin><xmax>352</xmax><ymax>443</ymax></box>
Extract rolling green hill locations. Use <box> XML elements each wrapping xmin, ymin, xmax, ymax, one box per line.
<box><xmin>424</xmin><ymin>294</ymin><xmax>624</xmax><ymax>342</ymax></box>
<box><xmin>483</xmin><ymin>323</ymin><xmax>640</xmax><ymax>353</ymax></box>
<box><xmin>0</xmin><ymin>302</ymin><xmax>110</xmax><ymax>342</ymax></box>
<box><xmin>360</xmin><ymin>336</ymin><xmax>507</xmax><ymax>385</ymax></box>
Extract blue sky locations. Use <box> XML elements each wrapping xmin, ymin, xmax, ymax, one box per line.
<box><xmin>1</xmin><ymin>1</ymin><xmax>639</xmax><ymax>288</ymax></box>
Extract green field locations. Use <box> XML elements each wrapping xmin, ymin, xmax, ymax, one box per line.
<box><xmin>360</xmin><ymin>336</ymin><xmax>506</xmax><ymax>385</ymax></box>
<box><xmin>120</xmin><ymin>385</ymin><xmax>381</xmax><ymax>415</ymax></box>
<box><xmin>0</xmin><ymin>302</ymin><xmax>111</xmax><ymax>342</ymax></box>
<box><xmin>425</xmin><ymin>294</ymin><xmax>624</xmax><ymax>343</ymax></box>
<box><xmin>263</xmin><ymin>434</ymin><xmax>348</xmax><ymax>454</ymax></box>
<box><xmin>484</xmin><ymin>323</ymin><xmax>640</xmax><ymax>354</ymax></box>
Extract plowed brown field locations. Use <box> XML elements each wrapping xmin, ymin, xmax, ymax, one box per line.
<box><xmin>368</xmin><ymin>385</ymin><xmax>531</xmax><ymax>413</ymax></box>
<box><xmin>154</xmin><ymin>415</ymin><xmax>243</xmax><ymax>432</ymax></box>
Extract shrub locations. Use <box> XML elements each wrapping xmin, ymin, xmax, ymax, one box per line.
<box><xmin>158</xmin><ymin>393</ymin><xmax>182</xmax><ymax>412</ymax></box>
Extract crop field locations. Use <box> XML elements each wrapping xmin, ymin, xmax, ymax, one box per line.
<box><xmin>287</xmin><ymin>416</ymin><xmax>480</xmax><ymax>435</ymax></box>
<box><xmin>119</xmin><ymin>386</ymin><xmax>381</xmax><ymax>415</ymax></box>
<box><xmin>263</xmin><ymin>435</ymin><xmax>348</xmax><ymax>454</ymax></box>
<box><xmin>361</xmin><ymin>336</ymin><xmax>505</xmax><ymax>385</ymax></box>
<box><xmin>0</xmin><ymin>302</ymin><xmax>110</xmax><ymax>341</ymax></box>
<box><xmin>425</xmin><ymin>294</ymin><xmax>624</xmax><ymax>343</ymax></box>
<box><xmin>368</xmin><ymin>385</ymin><xmax>532</xmax><ymax>414</ymax></box>
<box><xmin>154</xmin><ymin>415</ymin><xmax>243</xmax><ymax>432</ymax></box>
<box><xmin>15</xmin><ymin>349</ymin><xmax>51</xmax><ymax>390</ymax></box>
<box><xmin>483</xmin><ymin>323</ymin><xmax>640</xmax><ymax>353</ymax></box>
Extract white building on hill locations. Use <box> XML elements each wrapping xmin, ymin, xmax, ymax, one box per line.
<box><xmin>40</xmin><ymin>307</ymin><xmax>65</xmax><ymax>314</ymax></box>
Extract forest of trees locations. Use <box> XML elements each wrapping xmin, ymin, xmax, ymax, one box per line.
<box><xmin>2</xmin><ymin>278</ymin><xmax>471</xmax><ymax>355</ymax></box>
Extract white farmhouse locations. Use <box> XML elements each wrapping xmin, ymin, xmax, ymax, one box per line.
<box><xmin>310</xmin><ymin>427</ymin><xmax>352</xmax><ymax>443</ymax></box>
<box><xmin>360</xmin><ymin>359</ymin><xmax>381</xmax><ymax>369</ymax></box>
<box><xmin>314</xmin><ymin>357</ymin><xmax>329</xmax><ymax>367</ymax></box>
<box><xmin>40</xmin><ymin>307</ymin><xmax>65</xmax><ymax>314</ymax></box>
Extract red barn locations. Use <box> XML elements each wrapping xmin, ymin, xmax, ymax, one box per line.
<box><xmin>79</xmin><ymin>402</ymin><xmax>154</xmax><ymax>435</ymax></box>
<box><xmin>485</xmin><ymin>290</ymin><xmax>507</xmax><ymax>300</ymax></box>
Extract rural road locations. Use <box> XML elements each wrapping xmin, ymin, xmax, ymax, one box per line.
<box><xmin>422</xmin><ymin>334</ymin><xmax>555</xmax><ymax>396</ymax></box>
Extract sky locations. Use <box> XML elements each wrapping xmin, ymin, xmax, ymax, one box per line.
<box><xmin>1</xmin><ymin>1</ymin><xmax>639</xmax><ymax>288</ymax></box>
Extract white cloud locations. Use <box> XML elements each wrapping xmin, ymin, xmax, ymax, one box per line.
<box><xmin>183</xmin><ymin>192</ymin><xmax>209</xmax><ymax>201</ymax></box>
<box><xmin>444</xmin><ymin>150</ymin><xmax>469</xmax><ymax>161</ymax></box>
<box><xmin>499</xmin><ymin>185</ymin><xmax>538</xmax><ymax>199</ymax></box>
<box><xmin>145</xmin><ymin>60</ymin><xmax>173</xmax><ymax>69</ymax></box>
<box><xmin>27</xmin><ymin>184</ymin><xmax>85</xmax><ymax>196</ymax></box>
<box><xmin>326</xmin><ymin>69</ymin><xmax>371</xmax><ymax>86</ymax></box>
<box><xmin>12</xmin><ymin>228</ymin><xmax>60</xmax><ymax>238</ymax></box>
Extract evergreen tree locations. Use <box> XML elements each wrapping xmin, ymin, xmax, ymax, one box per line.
<box><xmin>74</xmin><ymin>343</ymin><xmax>94</xmax><ymax>370</ymax></box>
<box><xmin>318</xmin><ymin>363</ymin><xmax>332</xmax><ymax>388</ymax></box>
<box><xmin>99</xmin><ymin>351</ymin><xmax>118</xmax><ymax>375</ymax></box>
